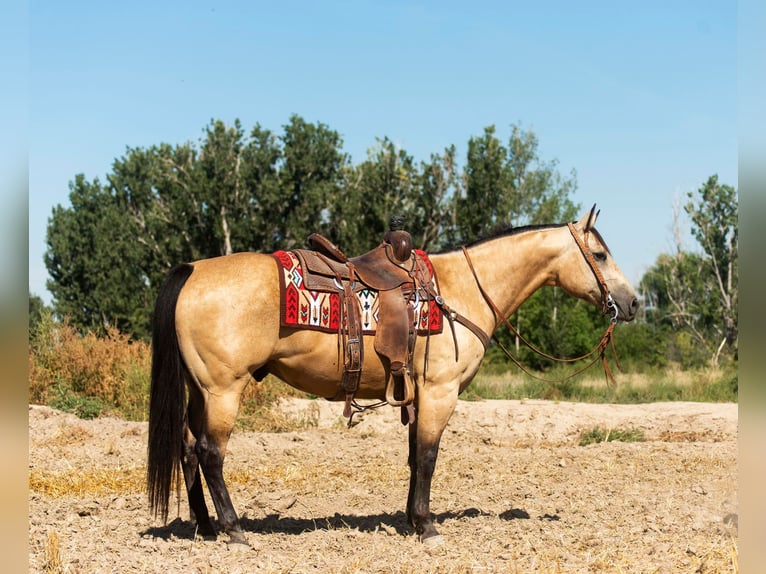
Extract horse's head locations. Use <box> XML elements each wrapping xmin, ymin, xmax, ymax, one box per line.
<box><xmin>557</xmin><ymin>206</ymin><xmax>639</xmax><ymax>322</ymax></box>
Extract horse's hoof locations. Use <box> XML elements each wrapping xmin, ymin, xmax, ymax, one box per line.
<box><xmin>226</xmin><ymin>532</ymin><xmax>250</xmax><ymax>549</ymax></box>
<box><xmin>195</xmin><ymin>523</ymin><xmax>217</xmax><ymax>540</ymax></box>
<box><xmin>420</xmin><ymin>534</ymin><xmax>445</xmax><ymax>547</ymax></box>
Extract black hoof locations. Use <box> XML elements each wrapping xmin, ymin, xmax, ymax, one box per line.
<box><xmin>195</xmin><ymin>521</ymin><xmax>217</xmax><ymax>539</ymax></box>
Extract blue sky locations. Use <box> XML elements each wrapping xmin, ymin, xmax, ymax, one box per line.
<box><xmin>28</xmin><ymin>0</ymin><xmax>737</xmax><ymax>304</ymax></box>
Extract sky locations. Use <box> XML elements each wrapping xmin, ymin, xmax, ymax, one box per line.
<box><xmin>26</xmin><ymin>0</ymin><xmax>737</xmax><ymax>304</ymax></box>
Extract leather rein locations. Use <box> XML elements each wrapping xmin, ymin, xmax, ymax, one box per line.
<box><xmin>460</xmin><ymin>222</ymin><xmax>622</xmax><ymax>385</ymax></box>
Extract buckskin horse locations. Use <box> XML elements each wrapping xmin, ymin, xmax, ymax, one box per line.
<box><xmin>147</xmin><ymin>206</ymin><xmax>638</xmax><ymax>547</ymax></box>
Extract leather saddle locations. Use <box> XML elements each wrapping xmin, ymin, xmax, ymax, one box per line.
<box><xmin>295</xmin><ymin>233</ymin><xmax>414</xmax><ymax>292</ymax></box>
<box><xmin>294</xmin><ymin>232</ymin><xmax>433</xmax><ymax>424</ymax></box>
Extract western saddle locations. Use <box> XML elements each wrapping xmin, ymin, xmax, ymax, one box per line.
<box><xmin>293</xmin><ymin>216</ymin><xmax>433</xmax><ymax>424</ymax></box>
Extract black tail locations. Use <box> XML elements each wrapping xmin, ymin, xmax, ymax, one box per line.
<box><xmin>147</xmin><ymin>263</ymin><xmax>194</xmax><ymax>523</ymax></box>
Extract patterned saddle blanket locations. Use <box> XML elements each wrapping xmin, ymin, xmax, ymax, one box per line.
<box><xmin>272</xmin><ymin>249</ymin><xmax>443</xmax><ymax>335</ymax></box>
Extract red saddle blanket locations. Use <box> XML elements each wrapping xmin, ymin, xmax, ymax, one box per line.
<box><xmin>272</xmin><ymin>249</ymin><xmax>443</xmax><ymax>335</ymax></box>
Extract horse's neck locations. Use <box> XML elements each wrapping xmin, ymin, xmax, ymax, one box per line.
<box><xmin>432</xmin><ymin>231</ymin><xmax>560</xmax><ymax>335</ymax></box>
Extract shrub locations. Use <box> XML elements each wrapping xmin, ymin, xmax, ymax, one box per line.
<box><xmin>28</xmin><ymin>314</ymin><xmax>151</xmax><ymax>420</ymax></box>
<box><xmin>28</xmin><ymin>315</ymin><xmax>305</xmax><ymax>423</ymax></box>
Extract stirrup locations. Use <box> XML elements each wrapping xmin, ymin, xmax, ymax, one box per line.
<box><xmin>385</xmin><ymin>369</ymin><xmax>415</xmax><ymax>407</ymax></box>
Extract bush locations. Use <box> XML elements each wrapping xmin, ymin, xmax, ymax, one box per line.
<box><xmin>610</xmin><ymin>322</ymin><xmax>668</xmax><ymax>371</ymax></box>
<box><xmin>29</xmin><ymin>314</ymin><xmax>151</xmax><ymax>420</ymax></box>
<box><xmin>28</xmin><ymin>315</ymin><xmax>305</xmax><ymax>422</ymax></box>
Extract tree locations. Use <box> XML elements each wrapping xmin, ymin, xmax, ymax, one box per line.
<box><xmin>685</xmin><ymin>175</ymin><xmax>737</xmax><ymax>362</ymax></box>
<box><xmin>638</xmin><ymin>175</ymin><xmax>737</xmax><ymax>366</ymax></box>
<box><xmin>277</xmin><ymin>114</ymin><xmax>348</xmax><ymax>249</ymax></box>
<box><xmin>28</xmin><ymin>292</ymin><xmax>49</xmax><ymax>339</ymax></box>
<box><xmin>45</xmin><ymin>175</ymin><xmax>153</xmax><ymax>337</ymax></box>
<box><xmin>456</xmin><ymin>124</ymin><xmax>579</xmax><ymax>243</ymax></box>
<box><xmin>456</xmin><ymin>125</ymin><xmax>508</xmax><ymax>243</ymax></box>
<box><xmin>43</xmin><ymin>117</ymin><xmax>581</xmax><ymax>344</ymax></box>
<box><xmin>340</xmin><ymin>137</ymin><xmax>418</xmax><ymax>252</ymax></box>
<box><xmin>455</xmin><ymin>124</ymin><xmax>583</xmax><ymax>367</ymax></box>
<box><xmin>410</xmin><ymin>146</ymin><xmax>460</xmax><ymax>251</ymax></box>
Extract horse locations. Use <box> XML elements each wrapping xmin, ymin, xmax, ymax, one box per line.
<box><xmin>147</xmin><ymin>205</ymin><xmax>639</xmax><ymax>547</ymax></box>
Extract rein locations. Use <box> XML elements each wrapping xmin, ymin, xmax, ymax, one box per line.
<box><xmin>459</xmin><ymin>223</ymin><xmax>622</xmax><ymax>385</ymax></box>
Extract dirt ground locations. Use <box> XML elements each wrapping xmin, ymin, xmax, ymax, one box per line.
<box><xmin>28</xmin><ymin>398</ymin><xmax>738</xmax><ymax>573</ymax></box>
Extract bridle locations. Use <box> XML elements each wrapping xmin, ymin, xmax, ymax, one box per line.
<box><xmin>566</xmin><ymin>222</ymin><xmax>619</xmax><ymax>323</ymax></box>
<box><xmin>460</xmin><ymin>223</ymin><xmax>622</xmax><ymax>384</ymax></box>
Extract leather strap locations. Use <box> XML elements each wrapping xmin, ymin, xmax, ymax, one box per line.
<box><xmin>566</xmin><ymin>222</ymin><xmax>614</xmax><ymax>317</ymax></box>
<box><xmin>459</xmin><ymin>230</ymin><xmax>622</xmax><ymax>385</ymax></box>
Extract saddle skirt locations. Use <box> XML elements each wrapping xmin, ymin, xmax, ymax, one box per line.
<box><xmin>272</xmin><ymin>249</ymin><xmax>443</xmax><ymax>335</ymax></box>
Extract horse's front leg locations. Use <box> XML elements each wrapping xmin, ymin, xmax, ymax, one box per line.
<box><xmin>406</xmin><ymin>383</ymin><xmax>458</xmax><ymax>545</ymax></box>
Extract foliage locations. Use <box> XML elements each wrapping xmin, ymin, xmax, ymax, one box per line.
<box><xmin>455</xmin><ymin>125</ymin><xmax>578</xmax><ymax>243</ymax></box>
<box><xmin>638</xmin><ymin>175</ymin><xmax>737</xmax><ymax>366</ymax></box>
<box><xmin>28</xmin><ymin>315</ymin><xmax>303</xmax><ymax>421</ymax></box>
<box><xmin>41</xmin><ymin>115</ymin><xmax>737</xmax><ymax>372</ymax></box>
<box><xmin>28</xmin><ymin>316</ymin><xmax>736</xmax><ymax>424</ymax></box>
<box><xmin>607</xmin><ymin>322</ymin><xmax>668</xmax><ymax>371</ymax></box>
<box><xmin>28</xmin><ymin>313</ymin><xmax>151</xmax><ymax>420</ymax></box>
<box><xmin>487</xmin><ymin>289</ymin><xmax>610</xmax><ymax>372</ymax></box>
<box><xmin>466</xmin><ymin>364</ymin><xmax>738</xmax><ymax>404</ymax></box>
<box><xmin>44</xmin><ymin>117</ymin><xmax>582</xmax><ymax>341</ymax></box>
<box><xmin>29</xmin><ymin>291</ymin><xmax>49</xmax><ymax>338</ymax></box>
<box><xmin>44</xmin><ymin>175</ymin><xmax>152</xmax><ymax>337</ymax></box>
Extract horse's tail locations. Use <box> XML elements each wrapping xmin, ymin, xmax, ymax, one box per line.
<box><xmin>147</xmin><ymin>262</ymin><xmax>194</xmax><ymax>523</ymax></box>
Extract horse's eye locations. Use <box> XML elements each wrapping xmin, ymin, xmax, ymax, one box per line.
<box><xmin>593</xmin><ymin>252</ymin><xmax>607</xmax><ymax>262</ymax></box>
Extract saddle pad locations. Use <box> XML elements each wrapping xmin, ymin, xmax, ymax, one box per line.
<box><xmin>272</xmin><ymin>250</ymin><xmax>443</xmax><ymax>335</ymax></box>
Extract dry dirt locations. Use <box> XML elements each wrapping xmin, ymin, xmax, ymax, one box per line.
<box><xmin>29</xmin><ymin>398</ymin><xmax>738</xmax><ymax>573</ymax></box>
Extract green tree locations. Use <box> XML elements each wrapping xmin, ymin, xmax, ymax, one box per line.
<box><xmin>43</xmin><ymin>116</ymin><xmax>582</xmax><ymax>345</ymax></box>
<box><xmin>457</xmin><ymin>124</ymin><xmax>583</xmax><ymax>369</ymax></box>
<box><xmin>411</xmin><ymin>146</ymin><xmax>460</xmax><ymax>251</ymax></box>
<box><xmin>277</xmin><ymin>114</ymin><xmax>348</xmax><ymax>249</ymax></box>
<box><xmin>238</xmin><ymin>123</ymin><xmax>283</xmax><ymax>252</ymax></box>
<box><xmin>342</xmin><ymin>137</ymin><xmax>418</xmax><ymax>252</ymax></box>
<box><xmin>457</xmin><ymin>125</ymin><xmax>508</xmax><ymax>242</ymax></box>
<box><xmin>45</xmin><ymin>175</ymin><xmax>152</xmax><ymax>337</ymax></box>
<box><xmin>685</xmin><ymin>174</ymin><xmax>737</xmax><ymax>362</ymax></box>
<box><xmin>456</xmin><ymin>124</ymin><xmax>579</xmax><ymax>243</ymax></box>
<box><xmin>638</xmin><ymin>175</ymin><xmax>737</xmax><ymax>366</ymax></box>
<box><xmin>28</xmin><ymin>292</ymin><xmax>49</xmax><ymax>339</ymax></box>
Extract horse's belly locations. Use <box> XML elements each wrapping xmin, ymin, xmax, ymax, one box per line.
<box><xmin>268</xmin><ymin>331</ymin><xmax>388</xmax><ymax>399</ymax></box>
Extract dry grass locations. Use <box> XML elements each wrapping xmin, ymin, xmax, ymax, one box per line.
<box><xmin>28</xmin><ymin>319</ymin><xmax>307</xmax><ymax>425</ymax></box>
<box><xmin>236</xmin><ymin>376</ymin><xmax>315</xmax><ymax>431</ymax></box>
<box><xmin>30</xmin><ymin>467</ymin><xmax>147</xmax><ymax>498</ymax></box>
<box><xmin>29</xmin><ymin>454</ymin><xmax>409</xmax><ymax>502</ymax></box>
<box><xmin>41</xmin><ymin>531</ymin><xmax>63</xmax><ymax>574</ymax></box>
<box><xmin>29</xmin><ymin>317</ymin><xmax>151</xmax><ymax>420</ymax></box>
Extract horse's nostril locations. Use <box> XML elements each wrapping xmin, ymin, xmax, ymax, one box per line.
<box><xmin>631</xmin><ymin>298</ymin><xmax>639</xmax><ymax>312</ymax></box>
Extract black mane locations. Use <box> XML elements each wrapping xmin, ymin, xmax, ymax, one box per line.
<box><xmin>436</xmin><ymin>222</ymin><xmax>568</xmax><ymax>254</ymax></box>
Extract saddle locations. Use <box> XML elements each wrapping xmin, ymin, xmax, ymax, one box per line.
<box><xmin>294</xmin><ymin>228</ymin><xmax>434</xmax><ymax>424</ymax></box>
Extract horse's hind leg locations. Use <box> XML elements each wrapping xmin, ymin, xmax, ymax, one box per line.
<box><xmin>182</xmin><ymin>389</ymin><xmax>215</xmax><ymax>538</ymax></box>
<box><xmin>195</xmin><ymin>391</ymin><xmax>248</xmax><ymax>546</ymax></box>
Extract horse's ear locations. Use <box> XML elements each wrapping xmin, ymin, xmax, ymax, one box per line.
<box><xmin>575</xmin><ymin>204</ymin><xmax>600</xmax><ymax>232</ymax></box>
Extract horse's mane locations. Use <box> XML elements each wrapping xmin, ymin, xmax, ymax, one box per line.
<box><xmin>435</xmin><ymin>222</ymin><xmax>568</xmax><ymax>254</ymax></box>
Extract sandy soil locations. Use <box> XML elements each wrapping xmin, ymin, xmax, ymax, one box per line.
<box><xmin>28</xmin><ymin>398</ymin><xmax>738</xmax><ymax>573</ymax></box>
